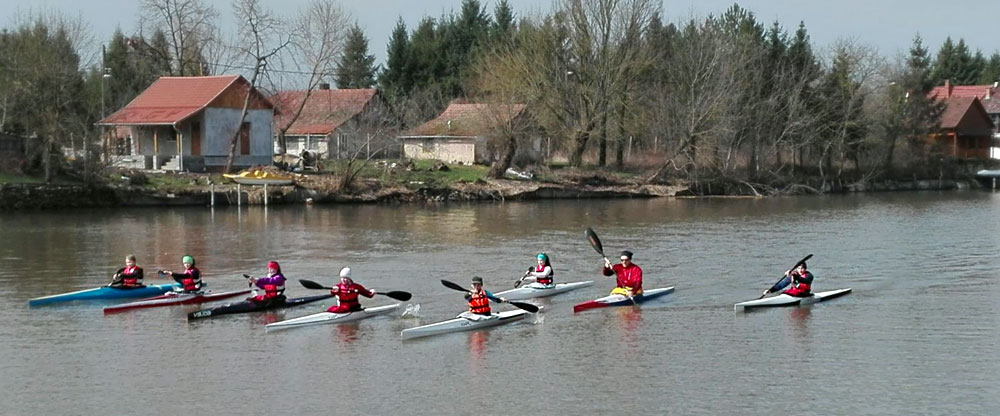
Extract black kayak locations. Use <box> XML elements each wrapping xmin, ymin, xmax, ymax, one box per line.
<box><xmin>187</xmin><ymin>294</ymin><xmax>333</xmax><ymax>320</ymax></box>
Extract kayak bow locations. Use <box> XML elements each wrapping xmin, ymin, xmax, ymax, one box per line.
<box><xmin>29</xmin><ymin>284</ymin><xmax>181</xmax><ymax>307</ymax></box>
<box><xmin>103</xmin><ymin>289</ymin><xmax>252</xmax><ymax>314</ymax></box>
<box><xmin>572</xmin><ymin>287</ymin><xmax>675</xmax><ymax>313</ymax></box>
<box><xmin>734</xmin><ymin>288</ymin><xmax>852</xmax><ymax>312</ymax></box>
<box><xmin>265</xmin><ymin>304</ymin><xmax>399</xmax><ymax>332</ymax></box>
<box><xmin>495</xmin><ymin>280</ymin><xmax>594</xmax><ymax>301</ymax></box>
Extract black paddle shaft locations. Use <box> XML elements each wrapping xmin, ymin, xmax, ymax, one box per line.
<box><xmin>439</xmin><ymin>279</ymin><xmax>538</xmax><ymax>313</ymax></box>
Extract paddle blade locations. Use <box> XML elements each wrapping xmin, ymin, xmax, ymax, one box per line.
<box><xmin>299</xmin><ymin>279</ymin><xmax>328</xmax><ymax>290</ymax></box>
<box><xmin>440</xmin><ymin>279</ymin><xmax>470</xmax><ymax>293</ymax></box>
<box><xmin>509</xmin><ymin>301</ymin><xmax>539</xmax><ymax>313</ymax></box>
<box><xmin>585</xmin><ymin>227</ymin><xmax>605</xmax><ymax>257</ymax></box>
<box><xmin>794</xmin><ymin>254</ymin><xmax>813</xmax><ymax>269</ymax></box>
<box><xmin>382</xmin><ymin>290</ymin><xmax>412</xmax><ymax>301</ymax></box>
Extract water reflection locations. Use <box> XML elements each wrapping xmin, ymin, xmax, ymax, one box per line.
<box><xmin>788</xmin><ymin>306</ymin><xmax>812</xmax><ymax>344</ymax></box>
<box><xmin>467</xmin><ymin>330</ymin><xmax>490</xmax><ymax>363</ymax></box>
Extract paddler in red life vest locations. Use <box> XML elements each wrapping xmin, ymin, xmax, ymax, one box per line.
<box><xmin>327</xmin><ymin>267</ymin><xmax>376</xmax><ymax>313</ymax></box>
<box><xmin>516</xmin><ymin>253</ymin><xmax>554</xmax><ymax>288</ymax></box>
<box><xmin>778</xmin><ymin>262</ymin><xmax>814</xmax><ymax>298</ymax></box>
<box><xmin>109</xmin><ymin>254</ymin><xmax>144</xmax><ymax>288</ymax></box>
<box><xmin>464</xmin><ymin>276</ymin><xmax>507</xmax><ymax>318</ymax></box>
<box><xmin>247</xmin><ymin>261</ymin><xmax>286</xmax><ymax>303</ymax></box>
<box><xmin>602</xmin><ymin>250</ymin><xmax>643</xmax><ymax>296</ymax></box>
<box><xmin>162</xmin><ymin>255</ymin><xmax>203</xmax><ymax>293</ymax></box>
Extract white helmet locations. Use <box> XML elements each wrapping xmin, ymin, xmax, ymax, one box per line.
<box><xmin>339</xmin><ymin>267</ymin><xmax>352</xmax><ymax>278</ymax></box>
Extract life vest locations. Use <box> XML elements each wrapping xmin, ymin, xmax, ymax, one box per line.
<box><xmin>262</xmin><ymin>275</ymin><xmax>285</xmax><ymax>299</ymax></box>
<box><xmin>468</xmin><ymin>290</ymin><xmax>491</xmax><ymax>315</ymax></box>
<box><xmin>789</xmin><ymin>271</ymin><xmax>813</xmax><ymax>295</ymax></box>
<box><xmin>332</xmin><ymin>283</ymin><xmax>364</xmax><ymax>310</ymax></box>
<box><xmin>121</xmin><ymin>266</ymin><xmax>142</xmax><ymax>287</ymax></box>
<box><xmin>180</xmin><ymin>268</ymin><xmax>202</xmax><ymax>292</ymax></box>
<box><xmin>533</xmin><ymin>265</ymin><xmax>553</xmax><ymax>285</ymax></box>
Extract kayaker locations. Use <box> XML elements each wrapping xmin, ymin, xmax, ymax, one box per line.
<box><xmin>464</xmin><ymin>276</ymin><xmax>507</xmax><ymax>318</ymax></box>
<box><xmin>162</xmin><ymin>255</ymin><xmax>203</xmax><ymax>293</ymax></box>
<box><xmin>109</xmin><ymin>255</ymin><xmax>144</xmax><ymax>288</ymax></box>
<box><xmin>247</xmin><ymin>261</ymin><xmax>286</xmax><ymax>304</ymax></box>
<box><xmin>602</xmin><ymin>250</ymin><xmax>643</xmax><ymax>296</ymax></box>
<box><xmin>776</xmin><ymin>262</ymin><xmax>813</xmax><ymax>298</ymax></box>
<box><xmin>327</xmin><ymin>267</ymin><xmax>376</xmax><ymax>313</ymax></box>
<box><xmin>516</xmin><ymin>253</ymin><xmax>554</xmax><ymax>288</ymax></box>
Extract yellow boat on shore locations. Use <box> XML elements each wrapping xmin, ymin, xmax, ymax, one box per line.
<box><xmin>223</xmin><ymin>169</ymin><xmax>294</xmax><ymax>186</ymax></box>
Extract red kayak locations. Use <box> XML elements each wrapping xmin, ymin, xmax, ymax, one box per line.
<box><xmin>572</xmin><ymin>287</ymin><xmax>674</xmax><ymax>312</ymax></box>
<box><xmin>103</xmin><ymin>289</ymin><xmax>252</xmax><ymax>314</ymax></box>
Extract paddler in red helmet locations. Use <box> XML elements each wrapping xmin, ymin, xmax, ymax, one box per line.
<box><xmin>247</xmin><ymin>261</ymin><xmax>287</xmax><ymax>303</ymax></box>
<box><xmin>602</xmin><ymin>250</ymin><xmax>643</xmax><ymax>296</ymax></box>
<box><xmin>327</xmin><ymin>267</ymin><xmax>376</xmax><ymax>313</ymax></box>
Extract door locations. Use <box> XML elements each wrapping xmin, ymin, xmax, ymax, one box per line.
<box><xmin>191</xmin><ymin>122</ymin><xmax>201</xmax><ymax>156</ymax></box>
<box><xmin>239</xmin><ymin>122</ymin><xmax>250</xmax><ymax>155</ymax></box>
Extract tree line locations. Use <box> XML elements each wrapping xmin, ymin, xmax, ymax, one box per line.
<box><xmin>1</xmin><ymin>0</ymin><xmax>998</xmax><ymax>186</ymax></box>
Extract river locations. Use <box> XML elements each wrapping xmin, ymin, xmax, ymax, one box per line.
<box><xmin>2</xmin><ymin>191</ymin><xmax>999</xmax><ymax>415</ymax></box>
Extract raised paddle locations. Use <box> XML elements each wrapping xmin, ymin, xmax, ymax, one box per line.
<box><xmin>298</xmin><ymin>279</ymin><xmax>412</xmax><ymax>301</ymax></box>
<box><xmin>759</xmin><ymin>254</ymin><xmax>813</xmax><ymax>299</ymax></box>
<box><xmin>587</xmin><ymin>227</ymin><xmax>638</xmax><ymax>305</ymax></box>
<box><xmin>440</xmin><ymin>279</ymin><xmax>539</xmax><ymax>313</ymax></box>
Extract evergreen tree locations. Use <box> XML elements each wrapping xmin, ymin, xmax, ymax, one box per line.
<box><xmin>490</xmin><ymin>0</ymin><xmax>515</xmax><ymax>44</ymax></box>
<box><xmin>335</xmin><ymin>24</ymin><xmax>377</xmax><ymax>89</ymax></box>
<box><xmin>979</xmin><ymin>52</ymin><xmax>1000</xmax><ymax>84</ymax></box>
<box><xmin>407</xmin><ymin>17</ymin><xmax>441</xmax><ymax>92</ymax></box>
<box><xmin>379</xmin><ymin>18</ymin><xmax>411</xmax><ymax>97</ymax></box>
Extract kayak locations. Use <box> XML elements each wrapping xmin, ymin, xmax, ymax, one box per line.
<box><xmin>572</xmin><ymin>287</ymin><xmax>675</xmax><ymax>313</ymax></box>
<box><xmin>264</xmin><ymin>304</ymin><xmax>399</xmax><ymax>332</ymax></box>
<box><xmin>103</xmin><ymin>289</ymin><xmax>252</xmax><ymax>314</ymax></box>
<box><xmin>401</xmin><ymin>309</ymin><xmax>528</xmax><ymax>340</ymax></box>
<box><xmin>494</xmin><ymin>280</ymin><xmax>594</xmax><ymax>301</ymax></box>
<box><xmin>187</xmin><ymin>294</ymin><xmax>333</xmax><ymax>320</ymax></box>
<box><xmin>734</xmin><ymin>288</ymin><xmax>852</xmax><ymax>312</ymax></box>
<box><xmin>28</xmin><ymin>283</ymin><xmax>181</xmax><ymax>307</ymax></box>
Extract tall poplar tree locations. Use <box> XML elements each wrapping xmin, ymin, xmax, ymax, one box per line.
<box><xmin>335</xmin><ymin>24</ymin><xmax>377</xmax><ymax>89</ymax></box>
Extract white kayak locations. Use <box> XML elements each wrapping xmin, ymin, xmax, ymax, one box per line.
<box><xmin>734</xmin><ymin>288</ymin><xmax>852</xmax><ymax>312</ymax></box>
<box><xmin>265</xmin><ymin>304</ymin><xmax>399</xmax><ymax>332</ymax></box>
<box><xmin>401</xmin><ymin>309</ymin><xmax>528</xmax><ymax>340</ymax></box>
<box><xmin>494</xmin><ymin>280</ymin><xmax>594</xmax><ymax>301</ymax></box>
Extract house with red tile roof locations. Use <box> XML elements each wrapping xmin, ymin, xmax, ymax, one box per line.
<box><xmin>926</xmin><ymin>93</ymin><xmax>994</xmax><ymax>159</ymax></box>
<box><xmin>97</xmin><ymin>75</ymin><xmax>275</xmax><ymax>171</ymax></box>
<box><xmin>271</xmin><ymin>86</ymin><xmax>388</xmax><ymax>159</ymax></box>
<box><xmin>929</xmin><ymin>80</ymin><xmax>1000</xmax><ymax>135</ymax></box>
<box><xmin>399</xmin><ymin>103</ymin><xmax>539</xmax><ymax>164</ymax></box>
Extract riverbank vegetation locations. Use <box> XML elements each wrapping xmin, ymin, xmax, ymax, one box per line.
<box><xmin>2</xmin><ymin>0</ymin><xmax>1000</xmax><ymax>198</ymax></box>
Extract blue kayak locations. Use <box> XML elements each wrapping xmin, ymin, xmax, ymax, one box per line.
<box><xmin>28</xmin><ymin>284</ymin><xmax>181</xmax><ymax>306</ymax></box>
<box><xmin>573</xmin><ymin>287</ymin><xmax>675</xmax><ymax>312</ymax></box>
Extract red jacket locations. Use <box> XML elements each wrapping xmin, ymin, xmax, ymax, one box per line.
<box><xmin>603</xmin><ymin>263</ymin><xmax>643</xmax><ymax>293</ymax></box>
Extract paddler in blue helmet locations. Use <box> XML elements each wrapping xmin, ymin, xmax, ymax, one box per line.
<box><xmin>162</xmin><ymin>255</ymin><xmax>203</xmax><ymax>293</ymax></box>
<box><xmin>515</xmin><ymin>253</ymin><xmax>554</xmax><ymax>288</ymax></box>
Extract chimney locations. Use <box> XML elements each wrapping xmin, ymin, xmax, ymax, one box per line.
<box><xmin>945</xmin><ymin>79</ymin><xmax>952</xmax><ymax>97</ymax></box>
<box><xmin>319</xmin><ymin>82</ymin><xmax>330</xmax><ymax>90</ymax></box>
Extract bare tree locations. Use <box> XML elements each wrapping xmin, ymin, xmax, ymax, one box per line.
<box><xmin>273</xmin><ymin>0</ymin><xmax>350</xmax><ymax>155</ymax></box>
<box><xmin>223</xmin><ymin>0</ymin><xmax>289</xmax><ymax>173</ymax></box>
<box><xmin>139</xmin><ymin>0</ymin><xmax>218</xmax><ymax>75</ymax></box>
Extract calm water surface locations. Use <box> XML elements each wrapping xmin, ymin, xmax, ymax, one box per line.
<box><xmin>2</xmin><ymin>192</ymin><xmax>1000</xmax><ymax>415</ymax></box>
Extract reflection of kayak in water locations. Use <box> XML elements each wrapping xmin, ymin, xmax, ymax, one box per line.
<box><xmin>733</xmin><ymin>288</ymin><xmax>852</xmax><ymax>312</ymax></box>
<box><xmin>223</xmin><ymin>170</ymin><xmax>294</xmax><ymax>185</ymax></box>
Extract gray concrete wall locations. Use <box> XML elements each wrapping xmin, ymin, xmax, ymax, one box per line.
<box><xmin>202</xmin><ymin>108</ymin><xmax>274</xmax><ymax>157</ymax></box>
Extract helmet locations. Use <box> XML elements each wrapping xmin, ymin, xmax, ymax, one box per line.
<box><xmin>339</xmin><ymin>267</ymin><xmax>352</xmax><ymax>278</ymax></box>
<box><xmin>619</xmin><ymin>250</ymin><xmax>633</xmax><ymax>260</ymax></box>
<box><xmin>471</xmin><ymin>276</ymin><xmax>484</xmax><ymax>284</ymax></box>
<box><xmin>537</xmin><ymin>253</ymin><xmax>548</xmax><ymax>262</ymax></box>
<box><xmin>182</xmin><ymin>255</ymin><xmax>195</xmax><ymax>265</ymax></box>
<box><xmin>267</xmin><ymin>261</ymin><xmax>280</xmax><ymax>271</ymax></box>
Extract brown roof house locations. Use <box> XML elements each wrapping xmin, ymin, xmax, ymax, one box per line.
<box><xmin>929</xmin><ymin>81</ymin><xmax>1000</xmax><ymax>158</ymax></box>
<box><xmin>272</xmin><ymin>86</ymin><xmax>389</xmax><ymax>159</ymax></box>
<box><xmin>97</xmin><ymin>75</ymin><xmax>275</xmax><ymax>171</ymax></box>
<box><xmin>400</xmin><ymin>103</ymin><xmax>540</xmax><ymax>165</ymax></box>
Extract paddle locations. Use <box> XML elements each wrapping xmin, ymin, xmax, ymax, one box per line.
<box><xmin>759</xmin><ymin>254</ymin><xmax>813</xmax><ymax>299</ymax></box>
<box><xmin>440</xmin><ymin>279</ymin><xmax>539</xmax><ymax>313</ymax></box>
<box><xmin>298</xmin><ymin>279</ymin><xmax>412</xmax><ymax>301</ymax></box>
<box><xmin>587</xmin><ymin>227</ymin><xmax>638</xmax><ymax>305</ymax></box>
<box><xmin>513</xmin><ymin>270</ymin><xmax>531</xmax><ymax>288</ymax></box>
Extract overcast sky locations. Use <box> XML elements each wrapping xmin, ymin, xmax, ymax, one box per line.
<box><xmin>8</xmin><ymin>0</ymin><xmax>1000</xmax><ymax>67</ymax></box>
